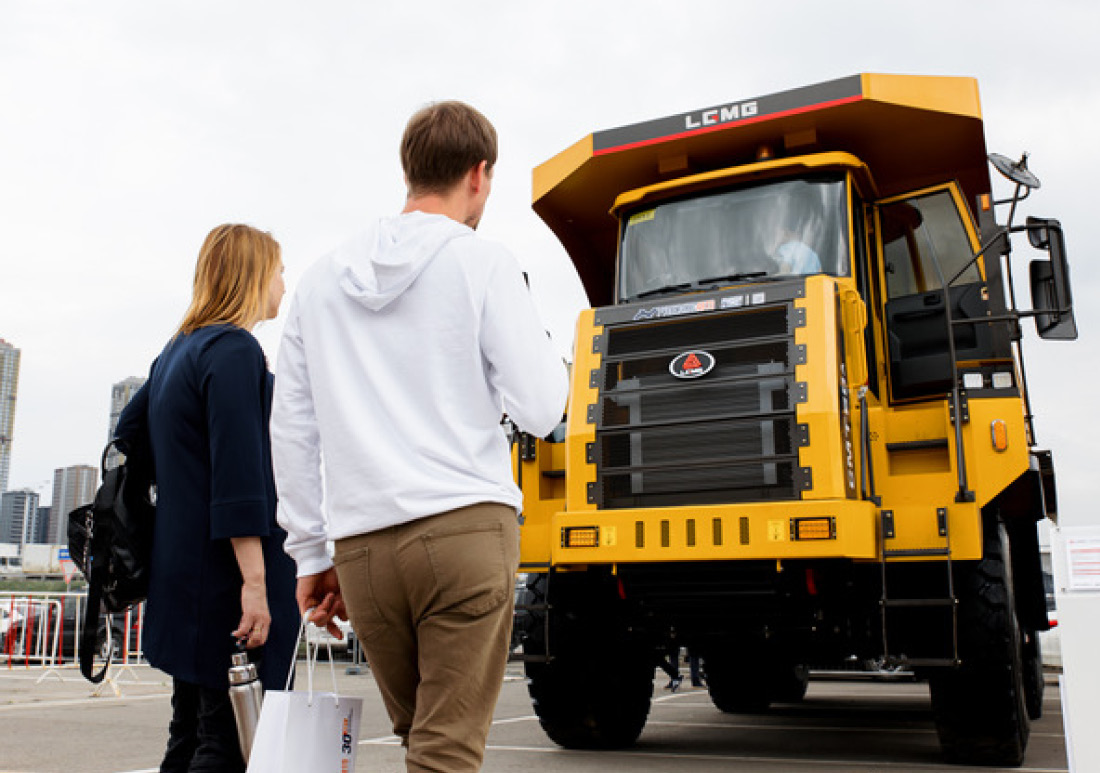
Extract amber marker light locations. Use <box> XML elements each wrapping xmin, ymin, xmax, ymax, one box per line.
<box><xmin>562</xmin><ymin>526</ymin><xmax>600</xmax><ymax>548</ymax></box>
<box><xmin>792</xmin><ymin>517</ymin><xmax>836</xmax><ymax>541</ymax></box>
<box><xmin>991</xmin><ymin>420</ymin><xmax>1009</xmax><ymax>452</ymax></box>
<box><xmin>980</xmin><ymin>193</ymin><xmax>993</xmax><ymax>212</ymax></box>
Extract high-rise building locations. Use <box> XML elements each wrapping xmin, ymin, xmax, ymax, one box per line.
<box><xmin>1</xmin><ymin>489</ymin><xmax>39</xmax><ymax>546</ymax></box>
<box><xmin>34</xmin><ymin>505</ymin><xmax>51</xmax><ymax>544</ymax></box>
<box><xmin>0</xmin><ymin>339</ymin><xmax>20</xmax><ymax>493</ymax></box>
<box><xmin>48</xmin><ymin>466</ymin><xmax>97</xmax><ymax>543</ymax></box>
<box><xmin>106</xmin><ymin>376</ymin><xmax>146</xmax><ymax>469</ymax></box>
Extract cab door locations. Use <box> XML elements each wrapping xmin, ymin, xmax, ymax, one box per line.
<box><xmin>876</xmin><ymin>185</ymin><xmax>992</xmax><ymax>402</ymax></box>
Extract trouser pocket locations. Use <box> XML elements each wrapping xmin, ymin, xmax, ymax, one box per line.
<box><xmin>332</xmin><ymin>544</ymin><xmax>387</xmax><ymax>644</ymax></box>
<box><xmin>422</xmin><ymin>508</ymin><xmax>518</xmax><ymax>617</ymax></box>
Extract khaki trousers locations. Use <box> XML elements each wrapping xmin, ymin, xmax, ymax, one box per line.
<box><xmin>333</xmin><ymin>503</ymin><xmax>519</xmax><ymax>773</ymax></box>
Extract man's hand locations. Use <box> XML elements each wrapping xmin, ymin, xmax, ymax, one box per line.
<box><xmin>296</xmin><ymin>568</ymin><xmax>347</xmax><ymax>639</ymax></box>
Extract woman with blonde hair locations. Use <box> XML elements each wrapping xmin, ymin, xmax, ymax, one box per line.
<box><xmin>115</xmin><ymin>223</ymin><xmax>298</xmax><ymax>772</ymax></box>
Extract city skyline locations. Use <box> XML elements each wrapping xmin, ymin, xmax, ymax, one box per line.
<box><xmin>0</xmin><ymin>333</ymin><xmax>144</xmax><ymax>515</ymax></box>
<box><xmin>0</xmin><ymin>349</ymin><xmax>144</xmax><ymax>547</ymax></box>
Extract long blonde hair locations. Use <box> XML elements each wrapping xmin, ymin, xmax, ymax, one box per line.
<box><xmin>177</xmin><ymin>224</ymin><xmax>281</xmax><ymax>335</ymax></box>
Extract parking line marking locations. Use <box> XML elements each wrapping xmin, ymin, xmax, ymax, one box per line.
<box><xmin>359</xmin><ymin>713</ymin><xmax>541</xmax><ymax>746</ymax></box>
<box><xmin>0</xmin><ymin>691</ymin><xmax>169</xmax><ymax>712</ymax></box>
<box><xmin>359</xmin><ymin>734</ymin><xmax>401</xmax><ymax>745</ymax></box>
<box><xmin>644</xmin><ymin>719</ymin><xmax>1065</xmax><ymax>739</ymax></box>
<box><xmin>472</xmin><ymin>745</ymin><xmax>1068</xmax><ymax>771</ymax></box>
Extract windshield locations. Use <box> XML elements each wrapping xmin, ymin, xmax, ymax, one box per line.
<box><xmin>618</xmin><ymin>176</ymin><xmax>849</xmax><ymax>302</ymax></box>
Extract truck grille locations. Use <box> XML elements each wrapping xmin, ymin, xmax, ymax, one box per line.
<box><xmin>593</xmin><ymin>305</ymin><xmax>806</xmax><ymax>508</ymax></box>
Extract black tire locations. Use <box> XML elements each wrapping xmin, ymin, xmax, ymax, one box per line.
<box><xmin>930</xmin><ymin>520</ymin><xmax>1029</xmax><ymax>767</ymax></box>
<box><xmin>96</xmin><ymin>626</ymin><xmax>121</xmax><ymax>662</ymax></box>
<box><xmin>704</xmin><ymin>650</ymin><xmax>771</xmax><ymax>713</ymax></box>
<box><xmin>772</xmin><ymin>663</ymin><xmax>810</xmax><ymax>703</ymax></box>
<box><xmin>521</xmin><ymin>573</ymin><xmax>653</xmax><ymax>749</ymax></box>
<box><xmin>703</xmin><ymin>647</ymin><xmax>808</xmax><ymax>713</ymax></box>
<box><xmin>1021</xmin><ymin>627</ymin><xmax>1044</xmax><ymax>721</ymax></box>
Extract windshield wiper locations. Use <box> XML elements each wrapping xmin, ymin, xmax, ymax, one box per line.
<box><xmin>698</xmin><ymin>271</ymin><xmax>769</xmax><ymax>285</ymax></box>
<box><xmin>632</xmin><ymin>283</ymin><xmax>693</xmax><ymax>300</ymax></box>
<box><xmin>629</xmin><ymin>271</ymin><xmax>786</xmax><ymax>302</ymax></box>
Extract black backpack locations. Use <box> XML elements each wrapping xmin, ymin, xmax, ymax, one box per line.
<box><xmin>67</xmin><ymin>438</ymin><xmax>156</xmax><ymax>682</ymax></box>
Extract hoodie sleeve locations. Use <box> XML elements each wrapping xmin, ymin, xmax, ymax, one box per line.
<box><xmin>479</xmin><ymin>250</ymin><xmax>568</xmax><ymax>437</ymax></box>
<box><xmin>271</xmin><ymin>294</ymin><xmax>332</xmax><ymax>577</ymax></box>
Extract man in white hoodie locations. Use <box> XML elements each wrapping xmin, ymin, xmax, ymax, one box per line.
<box><xmin>271</xmin><ymin>101</ymin><xmax>568</xmax><ymax>772</ymax></box>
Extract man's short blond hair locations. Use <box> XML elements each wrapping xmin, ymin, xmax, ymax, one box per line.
<box><xmin>401</xmin><ymin>101</ymin><xmax>498</xmax><ymax>195</ymax></box>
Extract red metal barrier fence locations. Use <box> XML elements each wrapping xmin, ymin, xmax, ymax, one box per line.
<box><xmin>2</xmin><ymin>592</ymin><xmax>144</xmax><ymax>670</ymax></box>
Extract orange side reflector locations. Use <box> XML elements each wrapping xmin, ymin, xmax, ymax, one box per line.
<box><xmin>562</xmin><ymin>526</ymin><xmax>599</xmax><ymax>548</ymax></box>
<box><xmin>792</xmin><ymin>517</ymin><xmax>835</xmax><ymax>541</ymax></box>
<box><xmin>991</xmin><ymin>419</ymin><xmax>1009</xmax><ymax>452</ymax></box>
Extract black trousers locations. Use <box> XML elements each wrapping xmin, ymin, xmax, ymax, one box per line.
<box><xmin>161</xmin><ymin>678</ymin><xmax>245</xmax><ymax>773</ymax></box>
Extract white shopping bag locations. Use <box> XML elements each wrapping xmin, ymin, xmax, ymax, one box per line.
<box><xmin>245</xmin><ymin>615</ymin><xmax>362</xmax><ymax>773</ymax></box>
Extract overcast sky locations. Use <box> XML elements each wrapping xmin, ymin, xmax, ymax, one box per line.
<box><xmin>1</xmin><ymin>1</ymin><xmax>1097</xmax><ymax>529</ymax></box>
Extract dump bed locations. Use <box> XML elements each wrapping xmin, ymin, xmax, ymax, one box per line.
<box><xmin>534</xmin><ymin>73</ymin><xmax>990</xmax><ymax>305</ymax></box>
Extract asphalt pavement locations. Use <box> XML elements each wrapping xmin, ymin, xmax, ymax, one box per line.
<box><xmin>0</xmin><ymin>660</ymin><xmax>1069</xmax><ymax>773</ymax></box>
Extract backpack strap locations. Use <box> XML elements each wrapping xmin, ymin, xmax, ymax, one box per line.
<box><xmin>78</xmin><ymin>568</ymin><xmax>111</xmax><ymax>683</ymax></box>
<box><xmin>77</xmin><ymin>438</ymin><xmax>118</xmax><ymax>682</ymax></box>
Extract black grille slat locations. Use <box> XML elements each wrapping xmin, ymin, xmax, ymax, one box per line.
<box><xmin>601</xmin><ymin>377</ymin><xmax>790</xmax><ymax>428</ymax></box>
<box><xmin>606</xmin><ymin>307</ymin><xmax>789</xmax><ymax>356</ymax></box>
<box><xmin>595</xmin><ymin>303</ymin><xmax>801</xmax><ymax>509</ymax></box>
<box><xmin>602</xmin><ymin>460</ymin><xmax>797</xmax><ymax>508</ymax></box>
<box><xmin>600</xmin><ymin>417</ymin><xmax>795</xmax><ymax>469</ymax></box>
<box><xmin>604</xmin><ymin>461</ymin><xmax>795</xmax><ymax>494</ymax></box>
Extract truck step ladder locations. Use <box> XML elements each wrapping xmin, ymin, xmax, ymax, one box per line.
<box><xmin>878</xmin><ymin>509</ymin><xmax>960</xmax><ymax>668</ymax></box>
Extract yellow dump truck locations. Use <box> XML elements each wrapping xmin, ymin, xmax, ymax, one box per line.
<box><xmin>512</xmin><ymin>73</ymin><xmax>1076</xmax><ymax>767</ymax></box>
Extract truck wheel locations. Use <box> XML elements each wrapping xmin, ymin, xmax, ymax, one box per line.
<box><xmin>930</xmin><ymin>520</ymin><xmax>1029</xmax><ymax>767</ymax></box>
<box><xmin>96</xmin><ymin>626</ymin><xmax>122</xmax><ymax>662</ymax></box>
<box><xmin>1020</xmin><ymin>626</ymin><xmax>1044</xmax><ymax>720</ymax></box>
<box><xmin>521</xmin><ymin>574</ymin><xmax>653</xmax><ymax>749</ymax></box>
<box><xmin>771</xmin><ymin>663</ymin><xmax>810</xmax><ymax>703</ymax></box>
<box><xmin>702</xmin><ymin>646</ymin><xmax>773</xmax><ymax>713</ymax></box>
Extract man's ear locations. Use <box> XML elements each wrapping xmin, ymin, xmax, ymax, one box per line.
<box><xmin>470</xmin><ymin>160</ymin><xmax>490</xmax><ymax>193</ymax></box>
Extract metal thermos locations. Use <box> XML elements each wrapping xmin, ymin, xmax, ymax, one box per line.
<box><xmin>228</xmin><ymin>645</ymin><xmax>263</xmax><ymax>763</ymax></box>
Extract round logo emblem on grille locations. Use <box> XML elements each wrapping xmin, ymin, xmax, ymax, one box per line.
<box><xmin>669</xmin><ymin>350</ymin><xmax>715</xmax><ymax>379</ymax></box>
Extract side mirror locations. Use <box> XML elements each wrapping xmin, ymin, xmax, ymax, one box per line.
<box><xmin>1026</xmin><ymin>218</ymin><xmax>1072</xmax><ymax>311</ymax></box>
<box><xmin>1028</xmin><ymin>223</ymin><xmax>1077</xmax><ymax>339</ymax></box>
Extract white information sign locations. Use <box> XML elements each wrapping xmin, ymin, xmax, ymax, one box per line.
<box><xmin>1052</xmin><ymin>525</ymin><xmax>1100</xmax><ymax>772</ymax></box>
<box><xmin>1065</xmin><ymin>531</ymin><xmax>1100</xmax><ymax>591</ymax></box>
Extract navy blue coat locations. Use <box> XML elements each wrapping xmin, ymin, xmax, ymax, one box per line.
<box><xmin>116</xmin><ymin>325</ymin><xmax>299</xmax><ymax>689</ymax></box>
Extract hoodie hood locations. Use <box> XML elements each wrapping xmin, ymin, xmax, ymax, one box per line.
<box><xmin>338</xmin><ymin>211</ymin><xmax>472</xmax><ymax>311</ymax></box>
